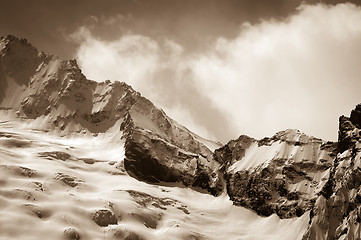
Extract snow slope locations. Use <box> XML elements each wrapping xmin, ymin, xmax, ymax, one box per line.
<box><xmin>0</xmin><ymin>113</ymin><xmax>309</xmax><ymax>240</ymax></box>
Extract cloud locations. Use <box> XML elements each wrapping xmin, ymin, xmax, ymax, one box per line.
<box><xmin>190</xmin><ymin>3</ymin><xmax>361</xmax><ymax>141</ymax></box>
<box><xmin>72</xmin><ymin>27</ymin><xmax>159</xmax><ymax>88</ymax></box>
<box><xmin>72</xmin><ymin>3</ymin><xmax>361</xmax><ymax>142</ymax></box>
<box><xmin>71</xmin><ymin>26</ymin><xmax>236</xmax><ymax>142</ymax></box>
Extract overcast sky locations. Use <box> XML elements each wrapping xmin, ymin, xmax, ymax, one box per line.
<box><xmin>1</xmin><ymin>0</ymin><xmax>361</xmax><ymax>143</ymax></box>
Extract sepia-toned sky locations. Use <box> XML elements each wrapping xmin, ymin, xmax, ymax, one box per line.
<box><xmin>1</xmin><ymin>0</ymin><xmax>361</xmax><ymax>143</ymax></box>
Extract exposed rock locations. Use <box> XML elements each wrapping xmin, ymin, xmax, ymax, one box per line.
<box><xmin>216</xmin><ymin>129</ymin><xmax>335</xmax><ymax>218</ymax></box>
<box><xmin>303</xmin><ymin>104</ymin><xmax>361</xmax><ymax>239</ymax></box>
<box><xmin>55</xmin><ymin>173</ymin><xmax>82</xmax><ymax>187</ymax></box>
<box><xmin>123</xmin><ymin>129</ymin><xmax>222</xmax><ymax>195</ymax></box>
<box><xmin>126</xmin><ymin>190</ymin><xmax>188</xmax><ymax>213</ymax></box>
<box><xmin>121</xmin><ymin>98</ymin><xmax>223</xmax><ymax>196</ymax></box>
<box><xmin>38</xmin><ymin>151</ymin><xmax>72</xmax><ymax>161</ymax></box>
<box><xmin>0</xmin><ymin>165</ymin><xmax>37</xmax><ymax>178</ymax></box>
<box><xmin>109</xmin><ymin>229</ymin><xmax>143</xmax><ymax>240</ymax></box>
<box><xmin>214</xmin><ymin>135</ymin><xmax>255</xmax><ymax>168</ymax></box>
<box><xmin>79</xmin><ymin>158</ymin><xmax>95</xmax><ymax>164</ymax></box>
<box><xmin>185</xmin><ymin>233</ymin><xmax>207</xmax><ymax>240</ymax></box>
<box><xmin>337</xmin><ymin>115</ymin><xmax>356</xmax><ymax>153</ymax></box>
<box><xmin>0</xmin><ymin>35</ymin><xmax>43</xmax><ymax>86</ymax></box>
<box><xmin>124</xmin><ymin>233</ymin><xmax>143</xmax><ymax>240</ymax></box>
<box><xmin>350</xmin><ymin>104</ymin><xmax>361</xmax><ymax>128</ymax></box>
<box><xmin>63</xmin><ymin>228</ymin><xmax>81</xmax><ymax>240</ymax></box>
<box><xmin>91</xmin><ymin>209</ymin><xmax>118</xmax><ymax>227</ymax></box>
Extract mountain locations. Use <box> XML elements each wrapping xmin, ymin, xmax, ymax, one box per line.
<box><xmin>214</xmin><ymin>105</ymin><xmax>361</xmax><ymax>239</ymax></box>
<box><xmin>214</xmin><ymin>129</ymin><xmax>337</xmax><ymax>218</ymax></box>
<box><xmin>1</xmin><ymin>34</ymin><xmax>361</xmax><ymax>240</ymax></box>
<box><xmin>303</xmin><ymin>105</ymin><xmax>361</xmax><ymax>239</ymax></box>
<box><xmin>0</xmin><ymin>35</ymin><xmax>223</xmax><ymax>196</ymax></box>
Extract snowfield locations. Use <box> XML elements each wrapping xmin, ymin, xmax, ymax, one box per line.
<box><xmin>0</xmin><ymin>112</ymin><xmax>309</xmax><ymax>240</ymax></box>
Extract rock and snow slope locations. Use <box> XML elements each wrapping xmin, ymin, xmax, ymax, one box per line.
<box><xmin>1</xmin><ymin>34</ymin><xmax>361</xmax><ymax>239</ymax></box>
<box><xmin>213</xmin><ymin>105</ymin><xmax>361</xmax><ymax>240</ymax></box>
<box><xmin>214</xmin><ymin>130</ymin><xmax>337</xmax><ymax>218</ymax></box>
<box><xmin>0</xmin><ymin>35</ymin><xmax>222</xmax><ymax>196</ymax></box>
<box><xmin>0</xmin><ymin>114</ymin><xmax>309</xmax><ymax>240</ymax></box>
<box><xmin>303</xmin><ymin>104</ymin><xmax>361</xmax><ymax>240</ymax></box>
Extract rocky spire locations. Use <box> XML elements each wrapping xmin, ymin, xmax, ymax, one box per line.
<box><xmin>303</xmin><ymin>104</ymin><xmax>361</xmax><ymax>239</ymax></box>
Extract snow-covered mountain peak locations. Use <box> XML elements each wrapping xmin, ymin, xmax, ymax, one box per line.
<box><xmin>215</xmin><ymin>127</ymin><xmax>336</xmax><ymax>218</ymax></box>
<box><xmin>274</xmin><ymin>128</ymin><xmax>309</xmax><ymax>141</ymax></box>
<box><xmin>259</xmin><ymin>129</ymin><xmax>322</xmax><ymax>147</ymax></box>
<box><xmin>0</xmin><ymin>35</ymin><xmax>223</xmax><ymax>197</ymax></box>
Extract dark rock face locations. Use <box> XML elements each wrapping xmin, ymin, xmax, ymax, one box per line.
<box><xmin>350</xmin><ymin>104</ymin><xmax>361</xmax><ymax>128</ymax></box>
<box><xmin>63</xmin><ymin>228</ymin><xmax>81</xmax><ymax>240</ymax></box>
<box><xmin>123</xmin><ymin>132</ymin><xmax>221</xmax><ymax>195</ymax></box>
<box><xmin>0</xmin><ymin>35</ymin><xmax>42</xmax><ymax>86</ymax></box>
<box><xmin>337</xmin><ymin>115</ymin><xmax>356</xmax><ymax>153</ymax></box>
<box><xmin>110</xmin><ymin>230</ymin><xmax>143</xmax><ymax>240</ymax></box>
<box><xmin>214</xmin><ymin>135</ymin><xmax>255</xmax><ymax>168</ymax></box>
<box><xmin>215</xmin><ymin>129</ymin><xmax>336</xmax><ymax>218</ymax></box>
<box><xmin>55</xmin><ymin>173</ymin><xmax>82</xmax><ymax>187</ymax></box>
<box><xmin>91</xmin><ymin>209</ymin><xmax>118</xmax><ymax>227</ymax></box>
<box><xmin>0</xmin><ymin>35</ymin><xmax>43</xmax><ymax>104</ymax></box>
<box><xmin>121</xmin><ymin>98</ymin><xmax>223</xmax><ymax>196</ymax></box>
<box><xmin>303</xmin><ymin>105</ymin><xmax>361</xmax><ymax>240</ymax></box>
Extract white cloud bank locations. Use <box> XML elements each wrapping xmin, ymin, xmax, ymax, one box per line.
<box><xmin>72</xmin><ymin>3</ymin><xmax>361</xmax><ymax>143</ymax></box>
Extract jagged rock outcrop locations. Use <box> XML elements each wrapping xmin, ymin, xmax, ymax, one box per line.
<box><xmin>215</xmin><ymin>129</ymin><xmax>337</xmax><ymax>218</ymax></box>
<box><xmin>0</xmin><ymin>35</ymin><xmax>223</xmax><ymax>195</ymax></box>
<box><xmin>91</xmin><ymin>209</ymin><xmax>118</xmax><ymax>227</ymax></box>
<box><xmin>303</xmin><ymin>104</ymin><xmax>361</xmax><ymax>240</ymax></box>
<box><xmin>120</xmin><ymin>95</ymin><xmax>223</xmax><ymax>195</ymax></box>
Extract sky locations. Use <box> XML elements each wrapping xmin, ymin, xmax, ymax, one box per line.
<box><xmin>1</xmin><ymin>0</ymin><xmax>361</xmax><ymax>143</ymax></box>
